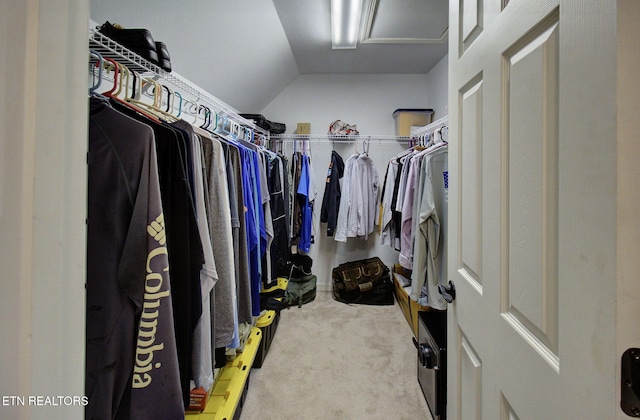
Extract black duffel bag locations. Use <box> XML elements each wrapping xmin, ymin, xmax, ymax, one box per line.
<box><xmin>268</xmin><ymin>121</ymin><xmax>286</xmax><ymax>134</ymax></box>
<box><xmin>332</xmin><ymin>257</ymin><xmax>394</xmax><ymax>305</ymax></box>
<box><xmin>240</xmin><ymin>114</ymin><xmax>286</xmax><ymax>135</ymax></box>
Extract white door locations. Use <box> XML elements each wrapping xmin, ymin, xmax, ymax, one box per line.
<box><xmin>448</xmin><ymin>0</ymin><xmax>620</xmax><ymax>418</ymax></box>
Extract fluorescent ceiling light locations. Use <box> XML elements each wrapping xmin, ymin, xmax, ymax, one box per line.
<box><xmin>331</xmin><ymin>0</ymin><xmax>364</xmax><ymax>49</ymax></box>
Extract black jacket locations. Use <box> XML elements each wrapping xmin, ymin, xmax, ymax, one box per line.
<box><xmin>320</xmin><ymin>151</ymin><xmax>345</xmax><ymax>236</ymax></box>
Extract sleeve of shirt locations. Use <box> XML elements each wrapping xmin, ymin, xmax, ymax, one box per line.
<box><xmin>370</xmin><ymin>162</ymin><xmax>379</xmax><ymax>235</ymax></box>
<box><xmin>410</xmin><ymin>155</ymin><xmax>446</xmax><ymax>310</ymax></box>
<box><xmin>334</xmin><ymin>155</ymin><xmax>355</xmax><ymax>242</ymax></box>
<box><xmin>399</xmin><ymin>158</ymin><xmax>418</xmax><ymax>269</ymax></box>
<box><xmin>351</xmin><ymin>156</ymin><xmax>365</xmax><ymax>238</ymax></box>
<box><xmin>380</xmin><ymin>161</ymin><xmax>398</xmax><ymax>244</ymax></box>
<box><xmin>129</xmin><ymin>142</ymin><xmax>185</xmax><ymax>420</ymax></box>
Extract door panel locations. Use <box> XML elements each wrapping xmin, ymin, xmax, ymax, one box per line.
<box><xmin>459</xmin><ymin>332</ymin><xmax>482</xmax><ymax>420</ymax></box>
<box><xmin>500</xmin><ymin>396</ymin><xmax>519</xmax><ymax>420</ymax></box>
<box><xmin>502</xmin><ymin>14</ymin><xmax>559</xmax><ymax>360</ymax></box>
<box><xmin>460</xmin><ymin>76</ymin><xmax>483</xmax><ymax>292</ymax></box>
<box><xmin>460</xmin><ymin>0</ymin><xmax>483</xmax><ymax>54</ymax></box>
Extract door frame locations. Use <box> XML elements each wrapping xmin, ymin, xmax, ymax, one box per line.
<box><xmin>0</xmin><ymin>1</ymin><xmax>88</xmax><ymax>419</ymax></box>
<box><xmin>616</xmin><ymin>0</ymin><xmax>640</xmax><ymax>418</ymax></box>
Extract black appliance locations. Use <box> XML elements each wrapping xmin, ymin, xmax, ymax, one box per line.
<box><xmin>414</xmin><ymin>310</ymin><xmax>447</xmax><ymax>419</ymax></box>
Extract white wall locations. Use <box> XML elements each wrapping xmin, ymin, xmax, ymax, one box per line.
<box><xmin>425</xmin><ymin>53</ymin><xmax>449</xmax><ymax>120</ymax></box>
<box><xmin>90</xmin><ymin>0</ymin><xmax>300</xmax><ymax>112</ymax></box>
<box><xmin>260</xmin><ymin>73</ymin><xmax>446</xmax><ymax>289</ymax></box>
<box><xmin>261</xmin><ymin>74</ymin><xmax>431</xmax><ymax>135</ymax></box>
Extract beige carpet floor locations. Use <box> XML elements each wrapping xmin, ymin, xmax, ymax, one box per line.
<box><xmin>240</xmin><ymin>290</ymin><xmax>432</xmax><ymax>420</ymax></box>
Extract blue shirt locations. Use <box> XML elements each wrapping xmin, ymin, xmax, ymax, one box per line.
<box><xmin>297</xmin><ymin>154</ymin><xmax>313</xmax><ymax>253</ymax></box>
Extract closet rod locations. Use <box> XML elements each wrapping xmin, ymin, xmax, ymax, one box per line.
<box><xmin>88</xmin><ymin>24</ymin><xmax>269</xmax><ymax>138</ymax></box>
<box><xmin>270</xmin><ymin>134</ymin><xmax>415</xmax><ymax>143</ymax></box>
<box><xmin>411</xmin><ymin>115</ymin><xmax>449</xmax><ymax>138</ymax></box>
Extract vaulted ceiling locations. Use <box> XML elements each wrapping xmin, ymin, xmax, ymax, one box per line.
<box><xmin>90</xmin><ymin>0</ymin><xmax>448</xmax><ymax>112</ymax></box>
<box><xmin>272</xmin><ymin>0</ymin><xmax>448</xmax><ymax>74</ymax></box>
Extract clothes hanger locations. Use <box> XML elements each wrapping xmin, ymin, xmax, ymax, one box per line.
<box><xmin>417</xmin><ymin>127</ymin><xmax>449</xmax><ymax>155</ymax></box>
<box><xmin>89</xmin><ymin>51</ymin><xmax>103</xmax><ymax>95</ymax></box>
<box><xmin>151</xmin><ymin>82</ymin><xmax>178</xmax><ymax>122</ymax></box>
<box><xmin>127</xmin><ymin>78</ymin><xmax>178</xmax><ymax>122</ymax></box>
<box><xmin>209</xmin><ymin>109</ymin><xmax>222</xmax><ymax>133</ymax></box>
<box><xmin>208</xmin><ymin>108</ymin><xmax>218</xmax><ymax>132</ymax></box>
<box><xmin>426</xmin><ymin>128</ymin><xmax>438</xmax><ymax>148</ymax></box>
<box><xmin>218</xmin><ymin>114</ymin><xmax>231</xmax><ymax>136</ymax></box>
<box><xmin>240</xmin><ymin>126</ymin><xmax>251</xmax><ymax>143</ymax></box>
<box><xmin>148</xmin><ymin>79</ymin><xmax>161</xmax><ymax>109</ymax></box>
<box><xmin>100</xmin><ymin>58</ymin><xmax>162</xmax><ymax>123</ymax></box>
<box><xmin>413</xmin><ymin>133</ymin><xmax>426</xmax><ymax>151</ymax></box>
<box><xmin>207</xmin><ymin>109</ymin><xmax>218</xmax><ymax>132</ymax></box>
<box><xmin>101</xmin><ymin>57</ymin><xmax>120</xmax><ymax>97</ymax></box>
<box><xmin>180</xmin><ymin>99</ymin><xmax>198</xmax><ymax>124</ymax></box>
<box><xmin>209</xmin><ymin>114</ymin><xmax>231</xmax><ymax>143</ymax></box>
<box><xmin>113</xmin><ymin>61</ymin><xmax>129</xmax><ymax>99</ymax></box>
<box><xmin>198</xmin><ymin>105</ymin><xmax>209</xmax><ymax>129</ymax></box>
<box><xmin>439</xmin><ymin>125</ymin><xmax>448</xmax><ymax>143</ymax></box>
<box><xmin>130</xmin><ymin>70</ymin><xmax>140</xmax><ymax>100</ymax></box>
<box><xmin>211</xmin><ymin>110</ymin><xmax>220</xmax><ymax>133</ymax></box>
<box><xmin>211</xmin><ymin>114</ymin><xmax>249</xmax><ymax>147</ymax></box>
<box><xmin>233</xmin><ymin>120</ymin><xmax>256</xmax><ymax>149</ymax></box>
<box><xmin>173</xmin><ymin>91</ymin><xmax>183</xmax><ymax>117</ymax></box>
<box><xmin>205</xmin><ymin>107</ymin><xmax>214</xmax><ymax>130</ymax></box>
<box><xmin>231</xmin><ymin>121</ymin><xmax>241</xmax><ymax>139</ymax></box>
<box><xmin>240</xmin><ymin>125</ymin><xmax>247</xmax><ymax>143</ymax></box>
<box><xmin>161</xmin><ymin>85</ymin><xmax>172</xmax><ymax>113</ymax></box>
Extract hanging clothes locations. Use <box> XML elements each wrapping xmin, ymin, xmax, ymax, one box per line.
<box><xmin>334</xmin><ymin>153</ymin><xmax>379</xmax><ymax>242</ymax></box>
<box><xmin>267</xmin><ymin>151</ymin><xmax>290</xmax><ymax>283</ymax></box>
<box><xmin>355</xmin><ymin>153</ymin><xmax>379</xmax><ymax>239</ymax></box>
<box><xmin>392</xmin><ymin>153</ymin><xmax>412</xmax><ymax>249</ymax></box>
<box><xmin>379</xmin><ymin>147</ymin><xmax>423</xmax><ymax>255</ymax></box>
<box><xmin>297</xmin><ymin>153</ymin><xmax>315</xmax><ymax>253</ymax></box>
<box><xmin>87</xmin><ymin>96</ymin><xmax>184</xmax><ymax>419</ymax></box>
<box><xmin>195</xmin><ymin>127</ymin><xmax>241</xmax><ymax>352</ymax></box>
<box><xmin>399</xmin><ymin>151</ymin><xmax>422</xmax><ymax>269</ymax></box>
<box><xmin>172</xmin><ymin>120</ymin><xmax>217</xmax><ymax>393</ymax></box>
<box><xmin>259</xmin><ymin>150</ymin><xmax>275</xmax><ymax>287</ymax></box>
<box><xmin>320</xmin><ymin>150</ymin><xmax>345</xmax><ymax>237</ymax></box>
<box><xmin>378</xmin><ymin>158</ymin><xmax>400</xmax><ymax>246</ymax></box>
<box><xmin>279</xmin><ymin>152</ymin><xmax>292</xmax><ymax>249</ymax></box>
<box><xmin>378</xmin><ymin>130</ymin><xmax>449</xmax><ymax>310</ymax></box>
<box><xmin>87</xmin><ymin>50</ymin><xmax>290</xmax><ymax>417</ymax></box>
<box><xmin>288</xmin><ymin>148</ymin><xmax>316</xmax><ymax>253</ymax></box>
<box><xmin>410</xmin><ymin>146</ymin><xmax>448</xmax><ymax>310</ymax></box>
<box><xmin>224</xmin><ymin>142</ymin><xmax>253</xmax><ymax>326</ymax></box>
<box><xmin>236</xmin><ymin>142</ymin><xmax>267</xmax><ymax>316</ymax></box>
<box><xmin>110</xmin><ymin>99</ymin><xmax>205</xmax><ymax>410</ymax></box>
<box><xmin>290</xmin><ymin>151</ymin><xmax>303</xmax><ymax>244</ymax></box>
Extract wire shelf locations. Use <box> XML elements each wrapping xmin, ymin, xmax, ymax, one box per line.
<box><xmin>88</xmin><ymin>25</ymin><xmax>269</xmax><ymax>139</ymax></box>
<box><xmin>270</xmin><ymin>134</ymin><xmax>415</xmax><ymax>143</ymax></box>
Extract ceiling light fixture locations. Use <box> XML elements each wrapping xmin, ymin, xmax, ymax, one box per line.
<box><xmin>331</xmin><ymin>0</ymin><xmax>364</xmax><ymax>49</ymax></box>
